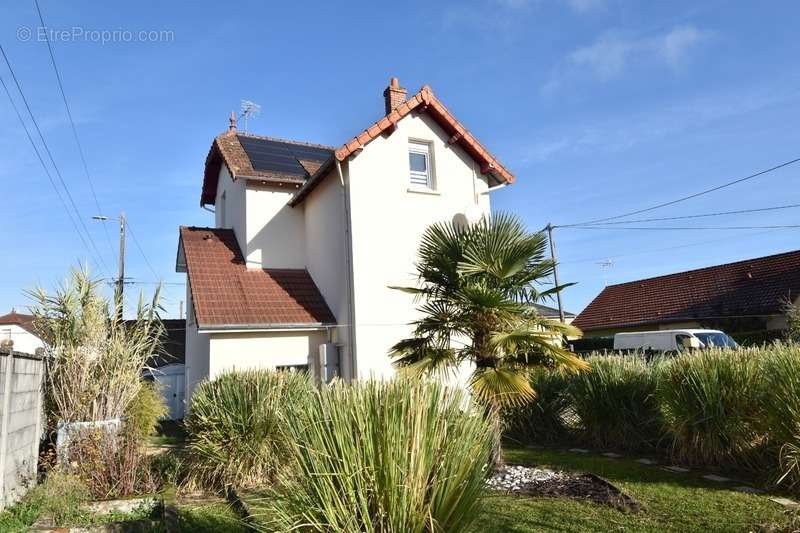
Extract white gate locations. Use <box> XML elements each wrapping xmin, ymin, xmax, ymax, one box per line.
<box><xmin>150</xmin><ymin>364</ymin><xmax>185</xmax><ymax>420</ymax></box>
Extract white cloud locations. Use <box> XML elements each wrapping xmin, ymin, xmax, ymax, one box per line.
<box><xmin>523</xmin><ymin>82</ymin><xmax>798</xmax><ymax>162</ymax></box>
<box><xmin>545</xmin><ymin>25</ymin><xmax>710</xmax><ymax>91</ymax></box>
<box><xmin>658</xmin><ymin>26</ymin><xmax>705</xmax><ymax>68</ymax></box>
<box><xmin>568</xmin><ymin>33</ymin><xmax>636</xmax><ymax>80</ymax></box>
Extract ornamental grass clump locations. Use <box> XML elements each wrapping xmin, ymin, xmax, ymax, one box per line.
<box><xmin>184</xmin><ymin>369</ymin><xmax>314</xmax><ymax>491</ymax></box>
<box><xmin>658</xmin><ymin>348</ymin><xmax>764</xmax><ymax>467</ymax></box>
<box><xmin>759</xmin><ymin>343</ymin><xmax>800</xmax><ymax>489</ymax></box>
<box><xmin>569</xmin><ymin>355</ymin><xmax>664</xmax><ymax>451</ymax></box>
<box><xmin>502</xmin><ymin>368</ymin><xmax>574</xmax><ymax>445</ymax></box>
<box><xmin>258</xmin><ymin>379</ymin><xmax>493</xmax><ymax>533</ymax></box>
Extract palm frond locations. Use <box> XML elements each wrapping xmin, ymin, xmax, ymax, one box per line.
<box><xmin>470</xmin><ymin>366</ymin><xmax>535</xmax><ymax>407</ymax></box>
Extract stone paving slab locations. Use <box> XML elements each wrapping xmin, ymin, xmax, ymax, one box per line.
<box><xmin>663</xmin><ymin>466</ymin><xmax>691</xmax><ymax>473</ymax></box>
<box><xmin>702</xmin><ymin>474</ymin><xmax>732</xmax><ymax>483</ymax></box>
<box><xmin>602</xmin><ymin>452</ymin><xmax>623</xmax><ymax>458</ymax></box>
<box><xmin>769</xmin><ymin>497</ymin><xmax>798</xmax><ymax>507</ymax></box>
<box><xmin>568</xmin><ymin>448</ymin><xmax>590</xmax><ymax>453</ymax></box>
<box><xmin>635</xmin><ymin>458</ymin><xmax>658</xmax><ymax>465</ymax></box>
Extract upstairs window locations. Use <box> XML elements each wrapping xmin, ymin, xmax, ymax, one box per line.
<box><xmin>409</xmin><ymin>141</ymin><xmax>433</xmax><ymax>189</ymax></box>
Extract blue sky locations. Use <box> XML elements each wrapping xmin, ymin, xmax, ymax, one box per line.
<box><xmin>1</xmin><ymin>0</ymin><xmax>799</xmax><ymax>318</ymax></box>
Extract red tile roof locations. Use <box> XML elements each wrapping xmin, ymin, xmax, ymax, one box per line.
<box><xmin>179</xmin><ymin>227</ymin><xmax>335</xmax><ymax>329</ymax></box>
<box><xmin>291</xmin><ymin>84</ymin><xmax>515</xmax><ymax>205</ymax></box>
<box><xmin>0</xmin><ymin>311</ymin><xmax>36</xmax><ymax>335</ymax></box>
<box><xmin>574</xmin><ymin>249</ymin><xmax>800</xmax><ymax>332</ymax></box>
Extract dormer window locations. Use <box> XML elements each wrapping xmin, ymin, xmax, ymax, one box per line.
<box><xmin>409</xmin><ymin>141</ymin><xmax>433</xmax><ymax>189</ymax></box>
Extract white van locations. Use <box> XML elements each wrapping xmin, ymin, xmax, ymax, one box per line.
<box><xmin>613</xmin><ymin>329</ymin><xmax>738</xmax><ymax>353</ymax></box>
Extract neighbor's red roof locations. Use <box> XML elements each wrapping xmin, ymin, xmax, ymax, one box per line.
<box><xmin>179</xmin><ymin>227</ymin><xmax>335</xmax><ymax>329</ymax></box>
<box><xmin>0</xmin><ymin>311</ymin><xmax>36</xmax><ymax>335</ymax></box>
<box><xmin>573</xmin><ymin>249</ymin><xmax>800</xmax><ymax>332</ymax></box>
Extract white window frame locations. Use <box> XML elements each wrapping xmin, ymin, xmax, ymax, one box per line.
<box><xmin>408</xmin><ymin>140</ymin><xmax>435</xmax><ymax>190</ymax></box>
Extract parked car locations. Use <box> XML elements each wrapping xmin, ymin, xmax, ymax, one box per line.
<box><xmin>613</xmin><ymin>329</ymin><xmax>738</xmax><ymax>353</ymax></box>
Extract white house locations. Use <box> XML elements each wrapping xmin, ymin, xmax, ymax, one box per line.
<box><xmin>176</xmin><ymin>78</ymin><xmax>517</xmax><ymax>402</ymax></box>
<box><xmin>0</xmin><ymin>310</ymin><xmax>44</xmax><ymax>355</ymax></box>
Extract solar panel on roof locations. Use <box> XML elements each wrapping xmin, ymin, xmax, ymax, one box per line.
<box><xmin>237</xmin><ymin>136</ymin><xmax>332</xmax><ymax>176</ymax></box>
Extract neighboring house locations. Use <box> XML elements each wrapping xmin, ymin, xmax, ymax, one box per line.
<box><xmin>140</xmin><ymin>319</ymin><xmax>186</xmax><ymax>420</ymax></box>
<box><xmin>573</xmin><ymin>249</ymin><xmax>800</xmax><ymax>338</ymax></box>
<box><xmin>532</xmin><ymin>303</ymin><xmax>576</xmax><ymax>326</ymax></box>
<box><xmin>0</xmin><ymin>310</ymin><xmax>44</xmax><ymax>355</ymax></box>
<box><xmin>176</xmin><ymin>78</ymin><xmax>515</xmax><ymax>401</ymax></box>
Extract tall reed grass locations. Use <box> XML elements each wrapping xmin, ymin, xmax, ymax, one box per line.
<box><xmin>184</xmin><ymin>369</ymin><xmax>314</xmax><ymax>491</ymax></box>
<box><xmin>502</xmin><ymin>368</ymin><xmax>573</xmax><ymax>444</ymax></box>
<box><xmin>658</xmin><ymin>349</ymin><xmax>764</xmax><ymax>466</ymax></box>
<box><xmin>760</xmin><ymin>343</ymin><xmax>800</xmax><ymax>488</ymax></box>
<box><xmin>259</xmin><ymin>378</ymin><xmax>493</xmax><ymax>533</ymax></box>
<box><xmin>570</xmin><ymin>355</ymin><xmax>663</xmax><ymax>451</ymax></box>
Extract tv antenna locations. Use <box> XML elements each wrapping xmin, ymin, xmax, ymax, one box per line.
<box><xmin>239</xmin><ymin>100</ymin><xmax>261</xmax><ymax>133</ymax></box>
<box><xmin>595</xmin><ymin>259</ymin><xmax>614</xmax><ymax>286</ymax></box>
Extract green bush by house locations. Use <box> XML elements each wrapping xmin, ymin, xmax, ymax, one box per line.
<box><xmin>184</xmin><ymin>369</ymin><xmax>315</xmax><ymax>491</ymax></box>
<box><xmin>257</xmin><ymin>378</ymin><xmax>493</xmax><ymax>533</ymax></box>
<box><xmin>502</xmin><ymin>343</ymin><xmax>800</xmax><ymax>492</ymax></box>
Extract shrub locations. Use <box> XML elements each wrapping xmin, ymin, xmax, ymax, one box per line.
<box><xmin>259</xmin><ymin>379</ymin><xmax>493</xmax><ymax>533</ymax></box>
<box><xmin>26</xmin><ymin>470</ymin><xmax>90</xmax><ymax>526</ymax></box>
<box><xmin>502</xmin><ymin>368</ymin><xmax>573</xmax><ymax>444</ymax></box>
<box><xmin>184</xmin><ymin>369</ymin><xmax>314</xmax><ymax>491</ymax></box>
<box><xmin>760</xmin><ymin>343</ymin><xmax>800</xmax><ymax>489</ymax></box>
<box><xmin>125</xmin><ymin>381</ymin><xmax>168</xmax><ymax>441</ymax></box>
<box><xmin>65</xmin><ymin>428</ymin><xmax>158</xmax><ymax>499</ymax></box>
<box><xmin>569</xmin><ymin>355</ymin><xmax>663</xmax><ymax>451</ymax></box>
<box><xmin>658</xmin><ymin>349</ymin><xmax>765</xmax><ymax>466</ymax></box>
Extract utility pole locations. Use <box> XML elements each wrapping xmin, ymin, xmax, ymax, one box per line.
<box><xmin>116</xmin><ymin>213</ymin><xmax>126</xmax><ymax>321</ymax></box>
<box><xmin>546</xmin><ymin>223</ymin><xmax>566</xmax><ymax>323</ymax></box>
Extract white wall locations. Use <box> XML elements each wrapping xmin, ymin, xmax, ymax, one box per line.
<box><xmin>346</xmin><ymin>113</ymin><xmax>492</xmax><ymax>379</ymax></box>
<box><xmin>184</xmin><ymin>286</ymin><xmax>209</xmax><ymax>404</ymax></box>
<box><xmin>0</xmin><ymin>326</ymin><xmax>43</xmax><ymax>355</ymax></box>
<box><xmin>245</xmin><ymin>184</ymin><xmax>307</xmax><ymax>269</ymax></box>
<box><xmin>207</xmin><ymin>329</ymin><xmax>327</xmax><ymax>378</ymax></box>
<box><xmin>215</xmin><ymin>166</ymin><xmax>247</xmax><ymax>255</ymax></box>
<box><xmin>302</xmin><ymin>172</ymin><xmax>353</xmax><ymax>379</ymax></box>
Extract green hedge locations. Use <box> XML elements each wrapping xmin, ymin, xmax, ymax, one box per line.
<box><xmin>502</xmin><ymin>344</ymin><xmax>800</xmax><ymax>492</ymax></box>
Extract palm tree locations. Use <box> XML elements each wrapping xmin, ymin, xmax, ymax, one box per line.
<box><xmin>390</xmin><ymin>213</ymin><xmax>589</xmax><ymax>464</ymax></box>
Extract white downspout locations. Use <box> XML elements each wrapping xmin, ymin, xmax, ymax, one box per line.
<box><xmin>336</xmin><ymin>159</ymin><xmax>358</xmax><ymax>381</ymax></box>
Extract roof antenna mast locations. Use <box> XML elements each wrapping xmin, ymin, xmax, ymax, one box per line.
<box><xmin>595</xmin><ymin>259</ymin><xmax>614</xmax><ymax>287</ymax></box>
<box><xmin>240</xmin><ymin>100</ymin><xmax>261</xmax><ymax>133</ymax></box>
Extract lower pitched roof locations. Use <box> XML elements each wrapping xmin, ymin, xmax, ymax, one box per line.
<box><xmin>178</xmin><ymin>227</ymin><xmax>336</xmax><ymax>330</ymax></box>
<box><xmin>574</xmin><ymin>249</ymin><xmax>800</xmax><ymax>332</ymax></box>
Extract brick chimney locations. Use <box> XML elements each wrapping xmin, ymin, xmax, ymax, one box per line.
<box><xmin>383</xmin><ymin>77</ymin><xmax>407</xmax><ymax>115</ymax></box>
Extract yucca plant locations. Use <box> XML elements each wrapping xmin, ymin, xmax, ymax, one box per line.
<box><xmin>390</xmin><ymin>213</ymin><xmax>588</xmax><ymax>463</ymax></box>
<box><xmin>184</xmin><ymin>369</ymin><xmax>314</xmax><ymax>491</ymax></box>
<box><xmin>658</xmin><ymin>349</ymin><xmax>765</xmax><ymax>466</ymax></box>
<box><xmin>569</xmin><ymin>355</ymin><xmax>664</xmax><ymax>451</ymax></box>
<box><xmin>257</xmin><ymin>379</ymin><xmax>493</xmax><ymax>533</ymax></box>
<box><xmin>760</xmin><ymin>343</ymin><xmax>800</xmax><ymax>490</ymax></box>
<box><xmin>502</xmin><ymin>367</ymin><xmax>574</xmax><ymax>445</ymax></box>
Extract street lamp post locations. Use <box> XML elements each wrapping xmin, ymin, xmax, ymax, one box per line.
<box><xmin>92</xmin><ymin>213</ymin><xmax>126</xmax><ymax>321</ymax></box>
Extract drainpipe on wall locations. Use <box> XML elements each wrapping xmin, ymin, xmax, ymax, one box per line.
<box><xmin>336</xmin><ymin>159</ymin><xmax>358</xmax><ymax>381</ymax></box>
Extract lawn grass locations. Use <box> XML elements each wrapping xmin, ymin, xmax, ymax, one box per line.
<box><xmin>177</xmin><ymin>502</ymin><xmax>245</xmax><ymax>532</ymax></box>
<box><xmin>470</xmin><ymin>447</ymin><xmax>795</xmax><ymax>532</ymax></box>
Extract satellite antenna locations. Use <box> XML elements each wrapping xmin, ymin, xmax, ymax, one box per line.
<box><xmin>240</xmin><ymin>100</ymin><xmax>261</xmax><ymax>133</ymax></box>
<box><xmin>595</xmin><ymin>259</ymin><xmax>614</xmax><ymax>287</ymax></box>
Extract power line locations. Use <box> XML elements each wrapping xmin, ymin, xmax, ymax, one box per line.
<box><xmin>0</xmin><ymin>73</ymin><xmax>97</xmax><ymax>268</ymax></box>
<box><xmin>33</xmin><ymin>0</ymin><xmax>117</xmax><ymax>264</ymax></box>
<box><xmin>566</xmin><ymin>203</ymin><xmax>800</xmax><ymax>227</ymax></box>
<box><xmin>558</xmin><ymin>157</ymin><xmax>800</xmax><ymax>227</ymax></box>
<box><xmin>559</xmin><ymin>227</ymin><xmax>787</xmax><ymax>265</ymax></box>
<box><xmin>0</xmin><ymin>43</ymin><xmax>110</xmax><ymax>277</ymax></box>
<box><xmin>125</xmin><ymin>221</ymin><xmax>161</xmax><ymax>280</ymax></box>
<box><xmin>568</xmin><ymin>224</ymin><xmax>800</xmax><ymax>231</ymax></box>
